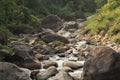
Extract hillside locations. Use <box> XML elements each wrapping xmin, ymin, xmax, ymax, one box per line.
<box><xmin>0</xmin><ymin>0</ymin><xmax>106</xmax><ymax>37</ymax></box>
<box><xmin>85</xmin><ymin>0</ymin><xmax>120</xmax><ymax>43</ymax></box>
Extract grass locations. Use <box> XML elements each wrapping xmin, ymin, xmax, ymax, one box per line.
<box><xmin>84</xmin><ymin>0</ymin><xmax>120</xmax><ymax>43</ymax></box>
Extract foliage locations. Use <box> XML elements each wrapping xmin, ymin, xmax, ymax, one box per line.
<box><xmin>0</xmin><ymin>0</ymin><xmax>107</xmax><ymax>37</ymax></box>
<box><xmin>0</xmin><ymin>25</ymin><xmax>15</xmax><ymax>37</ymax></box>
<box><xmin>38</xmin><ymin>40</ymin><xmax>46</xmax><ymax>45</ymax></box>
<box><xmin>51</xmin><ymin>41</ymin><xmax>64</xmax><ymax>47</ymax></box>
<box><xmin>85</xmin><ymin>0</ymin><xmax>120</xmax><ymax>43</ymax></box>
<box><xmin>0</xmin><ymin>45</ymin><xmax>13</xmax><ymax>53</ymax></box>
<box><xmin>115</xmin><ymin>33</ymin><xmax>120</xmax><ymax>44</ymax></box>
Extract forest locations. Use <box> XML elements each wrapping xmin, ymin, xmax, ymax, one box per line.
<box><xmin>0</xmin><ymin>0</ymin><xmax>107</xmax><ymax>37</ymax></box>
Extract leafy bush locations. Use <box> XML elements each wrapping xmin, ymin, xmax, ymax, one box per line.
<box><xmin>0</xmin><ymin>45</ymin><xmax>13</xmax><ymax>53</ymax></box>
<box><xmin>0</xmin><ymin>26</ymin><xmax>15</xmax><ymax>37</ymax></box>
<box><xmin>85</xmin><ymin>0</ymin><xmax>120</xmax><ymax>40</ymax></box>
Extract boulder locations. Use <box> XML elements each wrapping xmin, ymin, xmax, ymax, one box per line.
<box><xmin>63</xmin><ymin>21</ymin><xmax>78</xmax><ymax>31</ymax></box>
<box><xmin>82</xmin><ymin>47</ymin><xmax>120</xmax><ymax>80</ymax></box>
<box><xmin>55</xmin><ymin>46</ymin><xmax>68</xmax><ymax>53</ymax></box>
<box><xmin>6</xmin><ymin>45</ymin><xmax>41</xmax><ymax>70</ymax></box>
<box><xmin>0</xmin><ymin>62</ymin><xmax>31</xmax><ymax>80</ymax></box>
<box><xmin>30</xmin><ymin>70</ymin><xmax>40</xmax><ymax>79</ymax></box>
<box><xmin>48</xmin><ymin>71</ymin><xmax>73</xmax><ymax>80</ymax></box>
<box><xmin>0</xmin><ymin>32</ymin><xmax>7</xmax><ymax>45</ymax></box>
<box><xmin>41</xmin><ymin>34</ymin><xmax>69</xmax><ymax>44</ymax></box>
<box><xmin>35</xmin><ymin>54</ymin><xmax>49</xmax><ymax>61</ymax></box>
<box><xmin>42</xmin><ymin>60</ymin><xmax>58</xmax><ymax>69</ymax></box>
<box><xmin>8</xmin><ymin>24</ymin><xmax>34</xmax><ymax>35</ymax></box>
<box><xmin>40</xmin><ymin>45</ymin><xmax>56</xmax><ymax>55</ymax></box>
<box><xmin>39</xmin><ymin>15</ymin><xmax>63</xmax><ymax>32</ymax></box>
<box><xmin>59</xmin><ymin>67</ymin><xmax>73</xmax><ymax>72</ymax></box>
<box><xmin>37</xmin><ymin>66</ymin><xmax>58</xmax><ymax>80</ymax></box>
<box><xmin>63</xmin><ymin>61</ymin><xmax>83</xmax><ymax>69</ymax></box>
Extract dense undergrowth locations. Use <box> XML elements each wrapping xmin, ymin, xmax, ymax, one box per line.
<box><xmin>85</xmin><ymin>0</ymin><xmax>120</xmax><ymax>43</ymax></box>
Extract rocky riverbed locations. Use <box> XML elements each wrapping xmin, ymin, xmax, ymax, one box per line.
<box><xmin>0</xmin><ymin>15</ymin><xmax>120</xmax><ymax>80</ymax></box>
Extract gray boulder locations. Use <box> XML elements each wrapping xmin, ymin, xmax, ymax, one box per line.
<box><xmin>81</xmin><ymin>47</ymin><xmax>120</xmax><ymax>80</ymax></box>
<box><xmin>37</xmin><ymin>66</ymin><xmax>58</xmax><ymax>80</ymax></box>
<box><xmin>48</xmin><ymin>71</ymin><xmax>73</xmax><ymax>80</ymax></box>
<box><xmin>39</xmin><ymin>15</ymin><xmax>63</xmax><ymax>32</ymax></box>
<box><xmin>0</xmin><ymin>62</ymin><xmax>31</xmax><ymax>80</ymax></box>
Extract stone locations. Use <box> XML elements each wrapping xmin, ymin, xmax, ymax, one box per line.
<box><xmin>8</xmin><ymin>25</ymin><xmax>34</xmax><ymax>35</ymax></box>
<box><xmin>0</xmin><ymin>62</ymin><xmax>31</xmax><ymax>80</ymax></box>
<box><xmin>55</xmin><ymin>46</ymin><xmax>68</xmax><ymax>53</ymax></box>
<box><xmin>63</xmin><ymin>21</ymin><xmax>78</xmax><ymax>31</ymax></box>
<box><xmin>42</xmin><ymin>60</ymin><xmax>58</xmax><ymax>69</ymax></box>
<box><xmin>35</xmin><ymin>54</ymin><xmax>49</xmax><ymax>61</ymax></box>
<box><xmin>82</xmin><ymin>47</ymin><xmax>120</xmax><ymax>80</ymax></box>
<box><xmin>48</xmin><ymin>71</ymin><xmax>73</xmax><ymax>80</ymax></box>
<box><xmin>30</xmin><ymin>70</ymin><xmax>40</xmax><ymax>79</ymax></box>
<box><xmin>63</xmin><ymin>61</ymin><xmax>83</xmax><ymax>69</ymax></box>
<box><xmin>40</xmin><ymin>45</ymin><xmax>56</xmax><ymax>55</ymax></box>
<box><xmin>39</xmin><ymin>15</ymin><xmax>63</xmax><ymax>32</ymax></box>
<box><xmin>37</xmin><ymin>66</ymin><xmax>58</xmax><ymax>80</ymax></box>
<box><xmin>41</xmin><ymin>34</ymin><xmax>69</xmax><ymax>44</ymax></box>
<box><xmin>60</xmin><ymin>67</ymin><xmax>73</xmax><ymax>72</ymax></box>
<box><xmin>6</xmin><ymin>45</ymin><xmax>41</xmax><ymax>70</ymax></box>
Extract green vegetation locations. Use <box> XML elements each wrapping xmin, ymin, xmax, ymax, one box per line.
<box><xmin>0</xmin><ymin>45</ymin><xmax>13</xmax><ymax>53</ymax></box>
<box><xmin>85</xmin><ymin>0</ymin><xmax>120</xmax><ymax>43</ymax></box>
<box><xmin>0</xmin><ymin>0</ymin><xmax>107</xmax><ymax>37</ymax></box>
<box><xmin>38</xmin><ymin>40</ymin><xmax>46</xmax><ymax>45</ymax></box>
<box><xmin>51</xmin><ymin>41</ymin><xmax>64</xmax><ymax>47</ymax></box>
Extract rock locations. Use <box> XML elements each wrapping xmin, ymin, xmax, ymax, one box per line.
<box><xmin>0</xmin><ymin>32</ymin><xmax>7</xmax><ymax>45</ymax></box>
<box><xmin>60</xmin><ymin>67</ymin><xmax>73</xmax><ymax>72</ymax></box>
<box><xmin>82</xmin><ymin>47</ymin><xmax>120</xmax><ymax>80</ymax></box>
<box><xmin>41</xmin><ymin>34</ymin><xmax>69</xmax><ymax>44</ymax></box>
<box><xmin>6</xmin><ymin>45</ymin><xmax>41</xmax><ymax>70</ymax></box>
<box><xmin>55</xmin><ymin>46</ymin><xmax>68</xmax><ymax>53</ymax></box>
<box><xmin>0</xmin><ymin>62</ymin><xmax>31</xmax><ymax>80</ymax></box>
<box><xmin>48</xmin><ymin>71</ymin><xmax>73</xmax><ymax>80</ymax></box>
<box><xmin>12</xmin><ymin>45</ymin><xmax>33</xmax><ymax>60</ymax></box>
<box><xmin>41</xmin><ymin>45</ymin><xmax>56</xmax><ymax>55</ymax></box>
<box><xmin>8</xmin><ymin>24</ymin><xmax>34</xmax><ymax>35</ymax></box>
<box><xmin>39</xmin><ymin>15</ymin><xmax>63</xmax><ymax>32</ymax></box>
<box><xmin>42</xmin><ymin>60</ymin><xmax>58</xmax><ymax>69</ymax></box>
<box><xmin>21</xmin><ymin>60</ymin><xmax>41</xmax><ymax>70</ymax></box>
<box><xmin>30</xmin><ymin>70</ymin><xmax>40</xmax><ymax>79</ymax></box>
<box><xmin>63</xmin><ymin>21</ymin><xmax>78</xmax><ymax>31</ymax></box>
<box><xmin>63</xmin><ymin>61</ymin><xmax>83</xmax><ymax>69</ymax></box>
<box><xmin>57</xmin><ymin>53</ymin><xmax>66</xmax><ymax>57</ymax></box>
<box><xmin>35</xmin><ymin>54</ymin><xmax>49</xmax><ymax>61</ymax></box>
<box><xmin>37</xmin><ymin>66</ymin><xmax>58</xmax><ymax>80</ymax></box>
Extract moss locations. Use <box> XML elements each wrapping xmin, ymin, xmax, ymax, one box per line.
<box><xmin>38</xmin><ymin>40</ymin><xmax>46</xmax><ymax>45</ymax></box>
<box><xmin>51</xmin><ymin>40</ymin><xmax>64</xmax><ymax>46</ymax></box>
